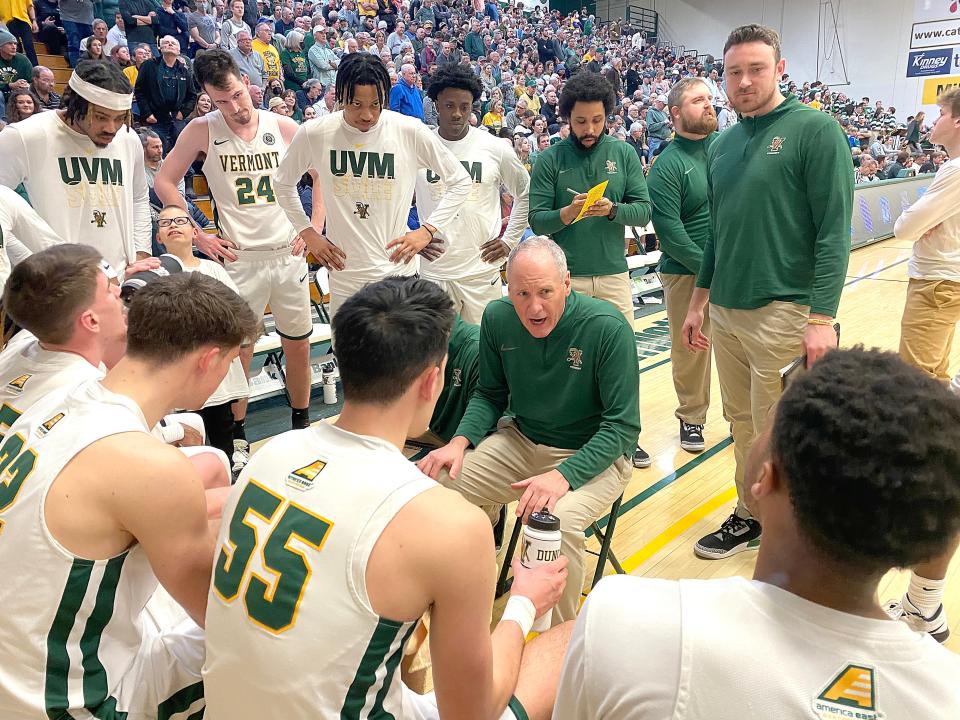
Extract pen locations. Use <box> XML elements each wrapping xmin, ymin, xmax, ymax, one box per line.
<box><xmin>566</xmin><ymin>187</ymin><xmax>581</xmax><ymax>195</ymax></box>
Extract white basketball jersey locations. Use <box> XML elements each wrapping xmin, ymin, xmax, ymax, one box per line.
<box><xmin>0</xmin><ymin>110</ymin><xmax>152</xmax><ymax>274</ymax></box>
<box><xmin>0</xmin><ymin>380</ymin><xmax>159</xmax><ymax>719</ymax></box>
<box><xmin>416</xmin><ymin>126</ymin><xmax>530</xmax><ymax>281</ymax></box>
<box><xmin>204</xmin><ymin>423</ymin><xmax>437</xmax><ymax>718</ymax></box>
<box><xmin>274</xmin><ymin>109</ymin><xmax>471</xmax><ymax>282</ymax></box>
<box><xmin>554</xmin><ymin>575</ymin><xmax>960</xmax><ymax>720</ymax></box>
<box><xmin>201</xmin><ymin>110</ymin><xmax>297</xmax><ymax>251</ymax></box>
<box><xmin>0</xmin><ymin>331</ymin><xmax>104</xmax><ymax>440</ymax></box>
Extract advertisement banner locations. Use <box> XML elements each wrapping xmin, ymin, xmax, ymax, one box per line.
<box><xmin>921</xmin><ymin>74</ymin><xmax>960</xmax><ymax>103</ymax></box>
<box><xmin>910</xmin><ymin>18</ymin><xmax>960</xmax><ymax>49</ymax></box>
<box><xmin>906</xmin><ymin>47</ymin><xmax>956</xmax><ymax>75</ymax></box>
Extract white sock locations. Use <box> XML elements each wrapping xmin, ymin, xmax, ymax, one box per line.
<box><xmin>906</xmin><ymin>573</ymin><xmax>946</xmax><ymax>618</ymax></box>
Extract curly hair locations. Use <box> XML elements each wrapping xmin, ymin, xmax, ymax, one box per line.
<box><xmin>427</xmin><ymin>63</ymin><xmax>482</xmax><ymax>102</ymax></box>
<box><xmin>335</xmin><ymin>52</ymin><xmax>390</xmax><ymax>107</ymax></box>
<box><xmin>61</xmin><ymin>60</ymin><xmax>132</xmax><ymax>127</ymax></box>
<box><xmin>772</xmin><ymin>348</ymin><xmax>960</xmax><ymax>572</ymax></box>
<box><xmin>557</xmin><ymin>70</ymin><xmax>615</xmax><ymax>119</ymax></box>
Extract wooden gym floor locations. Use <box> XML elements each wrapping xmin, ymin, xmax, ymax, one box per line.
<box><xmin>251</xmin><ymin>237</ymin><xmax>960</xmax><ymax>654</ymax></box>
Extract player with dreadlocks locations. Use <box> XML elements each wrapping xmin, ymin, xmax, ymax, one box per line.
<box><xmin>275</xmin><ymin>52</ymin><xmax>472</xmax><ymax>320</ymax></box>
<box><xmin>0</xmin><ymin>60</ymin><xmax>152</xmax><ymax>276</ymax></box>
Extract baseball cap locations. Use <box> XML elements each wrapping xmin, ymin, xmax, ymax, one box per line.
<box><xmin>525</xmin><ymin>78</ymin><xmax>537</xmax><ymax>87</ymax></box>
<box><xmin>656</xmin><ymin>94</ymin><xmax>667</xmax><ymax>103</ymax></box>
<box><xmin>268</xmin><ymin>96</ymin><xmax>286</xmax><ymax>109</ymax></box>
<box><xmin>378</xmin><ymin>20</ymin><xmax>387</xmax><ymax>28</ymax></box>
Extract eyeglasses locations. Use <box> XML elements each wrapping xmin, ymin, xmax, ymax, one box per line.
<box><xmin>158</xmin><ymin>216</ymin><xmax>192</xmax><ymax>228</ymax></box>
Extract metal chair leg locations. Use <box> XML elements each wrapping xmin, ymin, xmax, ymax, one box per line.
<box><xmin>591</xmin><ymin>494</ymin><xmax>625</xmax><ymax>589</ymax></box>
<box><xmin>496</xmin><ymin>520</ymin><xmax>522</xmax><ymax>598</ymax></box>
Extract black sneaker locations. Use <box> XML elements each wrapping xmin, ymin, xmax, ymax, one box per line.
<box><xmin>694</xmin><ymin>513</ymin><xmax>762</xmax><ymax>559</ymax></box>
<box><xmin>679</xmin><ymin>421</ymin><xmax>705</xmax><ymax>453</ymax></box>
<box><xmin>632</xmin><ymin>446</ymin><xmax>652</xmax><ymax>468</ymax></box>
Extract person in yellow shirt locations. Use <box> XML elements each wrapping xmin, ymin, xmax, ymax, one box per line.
<box><xmin>519</xmin><ymin>78</ymin><xmax>541</xmax><ymax>114</ymax></box>
<box><xmin>123</xmin><ymin>43</ymin><xmax>152</xmax><ymax>89</ymax></box>
<box><xmin>482</xmin><ymin>99</ymin><xmax>504</xmax><ymax>132</ymax></box>
<box><xmin>252</xmin><ymin>21</ymin><xmax>282</xmax><ymax>83</ymax></box>
<box><xmin>0</xmin><ymin>0</ymin><xmax>38</xmax><ymax>64</ymax></box>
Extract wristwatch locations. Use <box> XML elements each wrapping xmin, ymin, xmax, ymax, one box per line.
<box><xmin>607</xmin><ymin>202</ymin><xmax>619</xmax><ymax>221</ymax></box>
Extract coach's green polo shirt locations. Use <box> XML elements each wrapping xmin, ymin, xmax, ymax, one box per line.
<box><xmin>528</xmin><ymin>133</ymin><xmax>651</xmax><ymax>277</ymax></box>
<box><xmin>455</xmin><ymin>291</ymin><xmax>640</xmax><ymax>489</ymax></box>
<box><xmin>647</xmin><ymin>132</ymin><xmax>717</xmax><ymax>276</ymax></box>
<box><xmin>429</xmin><ymin>315</ymin><xmax>480</xmax><ymax>443</ymax></box>
<box><xmin>697</xmin><ymin>95</ymin><xmax>853</xmax><ymax>317</ymax></box>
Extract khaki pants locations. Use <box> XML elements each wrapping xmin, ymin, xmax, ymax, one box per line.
<box><xmin>571</xmin><ymin>272</ymin><xmax>634</xmax><ymax>327</ymax></box>
<box><xmin>662</xmin><ymin>273</ymin><xmax>711</xmax><ymax>425</ymax></box>
<box><xmin>710</xmin><ymin>302</ymin><xmax>807</xmax><ymax>519</ymax></box>
<box><xmin>444</xmin><ymin>420</ymin><xmax>630</xmax><ymax>625</ymax></box>
<box><xmin>899</xmin><ymin>278</ymin><xmax>960</xmax><ymax>381</ymax></box>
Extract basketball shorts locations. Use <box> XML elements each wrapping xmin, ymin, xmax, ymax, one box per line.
<box><xmin>327</xmin><ymin>267</ymin><xmax>417</xmax><ymax>321</ymax></box>
<box><xmin>226</xmin><ymin>248</ymin><xmax>313</xmax><ymax>340</ymax></box>
<box><xmin>403</xmin><ymin>686</ymin><xmax>527</xmax><ymax>720</ymax></box>
<box><xmin>107</xmin><ymin>588</ymin><xmax>206</xmax><ymax>719</ymax></box>
<box><xmin>420</xmin><ymin>273</ymin><xmax>503</xmax><ymax>325</ymax></box>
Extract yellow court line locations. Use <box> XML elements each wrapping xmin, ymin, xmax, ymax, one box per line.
<box><xmin>621</xmin><ymin>487</ymin><xmax>738</xmax><ymax>574</ymax></box>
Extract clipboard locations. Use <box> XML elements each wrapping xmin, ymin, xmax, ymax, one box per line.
<box><xmin>572</xmin><ymin>180</ymin><xmax>609</xmax><ymax>224</ymax></box>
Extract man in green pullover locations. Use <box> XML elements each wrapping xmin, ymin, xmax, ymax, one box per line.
<box><xmin>418</xmin><ymin>237</ymin><xmax>640</xmax><ymax>625</ymax></box>
<box><xmin>682</xmin><ymin>24</ymin><xmax>853</xmax><ymax>560</ymax></box>
<box><xmin>528</xmin><ymin>70</ymin><xmax>652</xmax><ymax>468</ymax></box>
<box><xmin>428</xmin><ymin>314</ymin><xmax>480</xmax><ymax>444</ymax></box>
<box><xmin>647</xmin><ymin>77</ymin><xmax>718</xmax><ymax>456</ymax></box>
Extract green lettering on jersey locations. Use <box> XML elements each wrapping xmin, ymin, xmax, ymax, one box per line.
<box><xmin>427</xmin><ymin>160</ymin><xmax>482</xmax><ymax>184</ymax></box>
<box><xmin>213</xmin><ymin>479</ymin><xmax>333</xmax><ymax>634</ymax></box>
<box><xmin>235</xmin><ymin>176</ymin><xmax>277</xmax><ymax>205</ymax></box>
<box><xmin>329</xmin><ymin>150</ymin><xmax>395</xmax><ymax>179</ymax></box>
<box><xmin>57</xmin><ymin>157</ymin><xmax>124</xmax><ymax>187</ymax></box>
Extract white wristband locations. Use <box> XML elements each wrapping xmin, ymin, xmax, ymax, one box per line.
<box><xmin>499</xmin><ymin>595</ymin><xmax>536</xmax><ymax>637</ymax></box>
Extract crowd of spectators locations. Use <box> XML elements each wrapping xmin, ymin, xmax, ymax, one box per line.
<box><xmin>0</xmin><ymin>0</ymin><xmax>943</xmax><ymax>185</ymax></box>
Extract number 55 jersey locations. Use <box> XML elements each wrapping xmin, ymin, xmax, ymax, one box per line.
<box><xmin>203</xmin><ymin>422</ymin><xmax>436</xmax><ymax>718</ymax></box>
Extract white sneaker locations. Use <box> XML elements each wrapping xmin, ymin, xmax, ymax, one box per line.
<box><xmin>885</xmin><ymin>594</ymin><xmax>950</xmax><ymax>643</ymax></box>
<box><xmin>232</xmin><ymin>438</ymin><xmax>250</xmax><ymax>477</ymax></box>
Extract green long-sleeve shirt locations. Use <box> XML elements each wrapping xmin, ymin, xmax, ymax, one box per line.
<box><xmin>455</xmin><ymin>291</ymin><xmax>640</xmax><ymax>489</ymax></box>
<box><xmin>430</xmin><ymin>315</ymin><xmax>480</xmax><ymax>443</ymax></box>
<box><xmin>528</xmin><ymin>134</ymin><xmax>651</xmax><ymax>277</ymax></box>
<box><xmin>647</xmin><ymin>132</ymin><xmax>717</xmax><ymax>276</ymax></box>
<box><xmin>696</xmin><ymin>95</ymin><xmax>853</xmax><ymax>316</ymax></box>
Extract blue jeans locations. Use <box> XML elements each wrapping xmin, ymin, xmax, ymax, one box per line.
<box><xmin>647</xmin><ymin>136</ymin><xmax>664</xmax><ymax>162</ymax></box>
<box><xmin>62</xmin><ymin>20</ymin><xmax>92</xmax><ymax>66</ymax></box>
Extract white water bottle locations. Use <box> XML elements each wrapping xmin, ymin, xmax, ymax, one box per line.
<box><xmin>520</xmin><ymin>508</ymin><xmax>562</xmax><ymax>633</ymax></box>
<box><xmin>322</xmin><ymin>364</ymin><xmax>337</xmax><ymax>404</ymax></box>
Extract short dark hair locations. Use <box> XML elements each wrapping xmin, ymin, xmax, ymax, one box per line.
<box><xmin>558</xmin><ymin>70</ymin><xmax>615</xmax><ymax>120</ymax></box>
<box><xmin>427</xmin><ymin>63</ymin><xmax>482</xmax><ymax>102</ymax></box>
<box><xmin>335</xmin><ymin>52</ymin><xmax>391</xmax><ymax>107</ymax></box>
<box><xmin>4</xmin><ymin>244</ymin><xmax>103</xmax><ymax>344</ymax></box>
<box><xmin>125</xmin><ymin>273</ymin><xmax>259</xmax><ymax>364</ymax></box>
<box><xmin>332</xmin><ymin>277</ymin><xmax>454</xmax><ymax>405</ymax></box>
<box><xmin>61</xmin><ymin>60</ymin><xmax>132</xmax><ymax>126</ymax></box>
<box><xmin>193</xmin><ymin>48</ymin><xmax>243</xmax><ymax>90</ymax></box>
<box><xmin>772</xmin><ymin>348</ymin><xmax>960</xmax><ymax>573</ymax></box>
<box><xmin>723</xmin><ymin>24</ymin><xmax>781</xmax><ymax>61</ymax></box>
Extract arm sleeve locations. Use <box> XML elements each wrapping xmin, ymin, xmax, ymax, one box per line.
<box><xmin>803</xmin><ymin>121</ymin><xmax>853</xmax><ymax>316</ymax></box>
<box><xmin>130</xmin><ymin>134</ymin><xmax>153</xmax><ymax>258</ymax></box>
<box><xmin>527</xmin><ymin>149</ymin><xmax>567</xmax><ymax>235</ymax></box>
<box><xmin>649</xmin><ymin>157</ymin><xmax>703</xmax><ymax>274</ymax></box>
<box><xmin>556</xmin><ymin>318</ymin><xmax>640</xmax><ymax>488</ymax></box>
<box><xmin>416</xmin><ymin>124</ymin><xmax>471</xmax><ymax>236</ymax></box>
<box><xmin>894</xmin><ymin>164</ymin><xmax>960</xmax><ymax>242</ymax></box>
<box><xmin>497</xmin><ymin>144</ymin><xmax>530</xmax><ymax>249</ymax></box>
<box><xmin>646</xmin><ymin>109</ymin><xmax>667</xmax><ymax>135</ymax></box>
<box><xmin>120</xmin><ymin>4</ymin><xmax>138</xmax><ymax>28</ymax></box>
<box><xmin>0</xmin><ymin>127</ymin><xmax>29</xmax><ymax>189</ymax></box>
<box><xmin>273</xmin><ymin>123</ymin><xmax>316</xmax><ymax>234</ymax></box>
<box><xmin>389</xmin><ymin>84</ymin><xmax>402</xmax><ymax>112</ymax></box>
<box><xmin>5</xmin><ymin>189</ymin><xmax>61</xmax><ymax>252</ymax></box>
<box><xmin>134</xmin><ymin>63</ymin><xmax>154</xmax><ymax>119</ymax></box>
<box><xmin>611</xmin><ymin>146</ymin><xmax>651</xmax><ymax>228</ymax></box>
<box><xmin>695</xmin><ymin>153</ymin><xmax>716</xmax><ymax>290</ymax></box>
<box><xmin>179</xmin><ymin>76</ymin><xmax>198</xmax><ymax>117</ymax></box>
<box><xmin>453</xmin><ymin>307</ymin><xmax>509</xmax><ymax>447</ymax></box>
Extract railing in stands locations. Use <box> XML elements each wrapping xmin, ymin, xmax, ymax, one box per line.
<box><xmin>594</xmin><ymin>2</ymin><xmax>659</xmax><ymax>44</ymax></box>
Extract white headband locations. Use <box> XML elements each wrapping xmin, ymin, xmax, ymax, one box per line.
<box><xmin>68</xmin><ymin>73</ymin><xmax>133</xmax><ymax>111</ymax></box>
